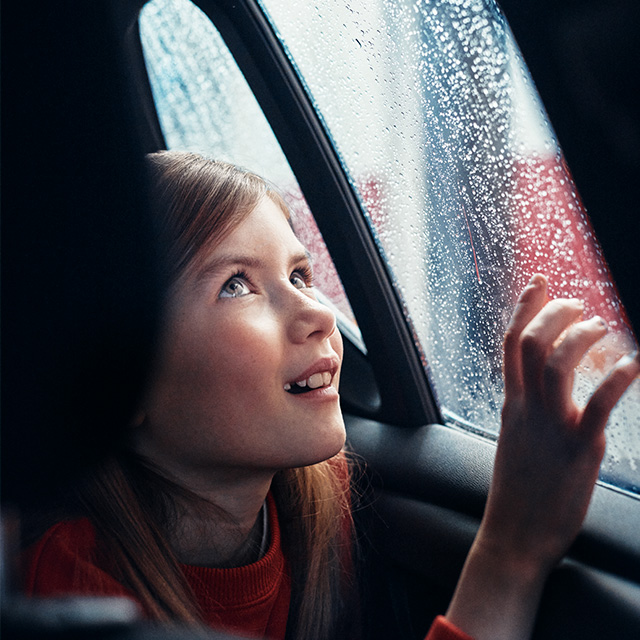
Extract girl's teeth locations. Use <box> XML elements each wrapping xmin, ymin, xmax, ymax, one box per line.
<box><xmin>285</xmin><ymin>371</ymin><xmax>333</xmax><ymax>392</ymax></box>
<box><xmin>307</xmin><ymin>372</ymin><xmax>324</xmax><ymax>389</ymax></box>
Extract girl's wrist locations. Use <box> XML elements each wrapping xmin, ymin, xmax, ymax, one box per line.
<box><xmin>473</xmin><ymin>519</ymin><xmax>558</xmax><ymax>586</ymax></box>
<box><xmin>472</xmin><ymin>534</ymin><xmax>551</xmax><ymax>591</ymax></box>
<box><xmin>445</xmin><ymin>534</ymin><xmax>551</xmax><ymax>640</ymax></box>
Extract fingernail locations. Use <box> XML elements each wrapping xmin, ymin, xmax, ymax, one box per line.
<box><xmin>617</xmin><ymin>351</ymin><xmax>639</xmax><ymax>368</ymax></box>
<box><xmin>568</xmin><ymin>298</ymin><xmax>584</xmax><ymax>310</ymax></box>
<box><xmin>528</xmin><ymin>273</ymin><xmax>545</xmax><ymax>287</ymax></box>
<box><xmin>592</xmin><ymin>316</ymin><xmax>608</xmax><ymax>331</ymax></box>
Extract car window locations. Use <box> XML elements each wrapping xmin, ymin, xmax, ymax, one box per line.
<box><xmin>138</xmin><ymin>0</ymin><xmax>363</xmax><ymax>351</ymax></box>
<box><xmin>140</xmin><ymin>0</ymin><xmax>639</xmax><ymax>495</ymax></box>
<box><xmin>256</xmin><ymin>0</ymin><xmax>639</xmax><ymax>495</ymax></box>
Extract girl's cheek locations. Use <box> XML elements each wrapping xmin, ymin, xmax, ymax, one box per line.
<box><xmin>214</xmin><ymin>317</ymin><xmax>274</xmax><ymax>361</ymax></box>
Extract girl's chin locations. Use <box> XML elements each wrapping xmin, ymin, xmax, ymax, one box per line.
<box><xmin>289</xmin><ymin>427</ymin><xmax>346</xmax><ymax>468</ymax></box>
<box><xmin>312</xmin><ymin>428</ymin><xmax>347</xmax><ymax>464</ymax></box>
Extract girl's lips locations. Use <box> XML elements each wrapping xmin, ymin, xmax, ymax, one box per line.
<box><xmin>284</xmin><ymin>356</ymin><xmax>340</xmax><ymax>393</ymax></box>
<box><xmin>286</xmin><ymin>384</ymin><xmax>339</xmax><ymax>401</ymax></box>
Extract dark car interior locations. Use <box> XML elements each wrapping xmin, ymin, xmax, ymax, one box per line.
<box><xmin>3</xmin><ymin>1</ymin><xmax>639</xmax><ymax>639</ymax></box>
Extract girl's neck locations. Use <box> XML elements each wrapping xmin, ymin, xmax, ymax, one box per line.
<box><xmin>165</xmin><ymin>470</ymin><xmax>273</xmax><ymax>568</ymax></box>
<box><xmin>170</xmin><ymin>499</ymin><xmax>267</xmax><ymax>568</ymax></box>
<box><xmin>132</xmin><ymin>441</ymin><xmax>275</xmax><ymax>567</ymax></box>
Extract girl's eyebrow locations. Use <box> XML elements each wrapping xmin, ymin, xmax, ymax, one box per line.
<box><xmin>195</xmin><ymin>250</ymin><xmax>312</xmax><ymax>282</ymax></box>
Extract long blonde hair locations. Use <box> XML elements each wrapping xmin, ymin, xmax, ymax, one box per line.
<box><xmin>75</xmin><ymin>151</ymin><xmax>356</xmax><ymax>639</ymax></box>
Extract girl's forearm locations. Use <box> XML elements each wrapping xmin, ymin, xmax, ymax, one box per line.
<box><xmin>445</xmin><ymin>531</ymin><xmax>549</xmax><ymax>640</ymax></box>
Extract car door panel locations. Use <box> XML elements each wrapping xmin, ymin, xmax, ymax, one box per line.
<box><xmin>345</xmin><ymin>413</ymin><xmax>640</xmax><ymax>639</ymax></box>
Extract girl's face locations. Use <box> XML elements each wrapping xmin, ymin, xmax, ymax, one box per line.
<box><xmin>134</xmin><ymin>196</ymin><xmax>345</xmax><ymax>486</ymax></box>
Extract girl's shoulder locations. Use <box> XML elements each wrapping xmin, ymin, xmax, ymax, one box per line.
<box><xmin>23</xmin><ymin>518</ymin><xmax>98</xmax><ymax>569</ymax></box>
<box><xmin>21</xmin><ymin>518</ymin><xmax>132</xmax><ymax>600</ymax></box>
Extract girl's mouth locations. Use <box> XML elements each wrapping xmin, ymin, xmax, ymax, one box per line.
<box><xmin>284</xmin><ymin>371</ymin><xmax>332</xmax><ymax>395</ymax></box>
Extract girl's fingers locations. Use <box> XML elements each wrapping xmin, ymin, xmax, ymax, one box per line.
<box><xmin>519</xmin><ymin>298</ymin><xmax>584</xmax><ymax>400</ymax></box>
<box><xmin>503</xmin><ymin>274</ymin><xmax>548</xmax><ymax>399</ymax></box>
<box><xmin>542</xmin><ymin>316</ymin><xmax>609</xmax><ymax>417</ymax></box>
<box><xmin>582</xmin><ymin>352</ymin><xmax>640</xmax><ymax>437</ymax></box>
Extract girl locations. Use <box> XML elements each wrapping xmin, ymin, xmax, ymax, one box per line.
<box><xmin>23</xmin><ymin>150</ymin><xmax>640</xmax><ymax>640</ymax></box>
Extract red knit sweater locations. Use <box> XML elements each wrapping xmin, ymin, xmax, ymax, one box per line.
<box><xmin>22</xmin><ymin>493</ymin><xmax>471</xmax><ymax>640</ymax></box>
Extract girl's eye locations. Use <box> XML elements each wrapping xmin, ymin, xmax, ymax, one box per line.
<box><xmin>290</xmin><ymin>267</ymin><xmax>313</xmax><ymax>290</ymax></box>
<box><xmin>219</xmin><ymin>275</ymin><xmax>251</xmax><ymax>298</ymax></box>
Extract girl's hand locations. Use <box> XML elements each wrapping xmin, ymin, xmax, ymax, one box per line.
<box><xmin>445</xmin><ymin>274</ymin><xmax>639</xmax><ymax>640</ymax></box>
<box><xmin>483</xmin><ymin>273</ymin><xmax>639</xmax><ymax>571</ymax></box>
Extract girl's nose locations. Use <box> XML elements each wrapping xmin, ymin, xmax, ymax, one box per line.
<box><xmin>287</xmin><ymin>291</ymin><xmax>337</xmax><ymax>344</ymax></box>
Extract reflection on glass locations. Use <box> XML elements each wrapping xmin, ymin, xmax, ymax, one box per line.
<box><xmin>260</xmin><ymin>0</ymin><xmax>639</xmax><ymax>493</ymax></box>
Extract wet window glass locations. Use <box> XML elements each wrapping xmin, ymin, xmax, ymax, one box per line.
<box><xmin>258</xmin><ymin>0</ymin><xmax>639</xmax><ymax>493</ymax></box>
<box><xmin>138</xmin><ymin>0</ymin><xmax>361</xmax><ymax>348</ymax></box>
